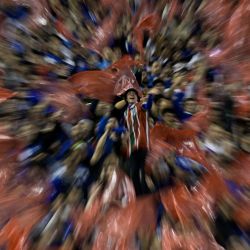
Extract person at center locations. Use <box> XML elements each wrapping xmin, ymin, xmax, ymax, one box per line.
<box><xmin>115</xmin><ymin>82</ymin><xmax>155</xmax><ymax>195</ymax></box>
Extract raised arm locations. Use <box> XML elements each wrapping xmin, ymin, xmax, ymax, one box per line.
<box><xmin>90</xmin><ymin>130</ymin><xmax>110</xmax><ymax>166</ymax></box>
<box><xmin>114</xmin><ymin>100</ymin><xmax>127</xmax><ymax>110</ymax></box>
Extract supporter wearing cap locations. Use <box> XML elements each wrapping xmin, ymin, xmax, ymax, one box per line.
<box><xmin>114</xmin><ymin>79</ymin><xmax>155</xmax><ymax>195</ymax></box>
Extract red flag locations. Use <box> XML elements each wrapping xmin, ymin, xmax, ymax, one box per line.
<box><xmin>108</xmin><ymin>56</ymin><xmax>143</xmax><ymax>96</ymax></box>
<box><xmin>133</xmin><ymin>13</ymin><xmax>161</xmax><ymax>56</ymax></box>
<box><xmin>226</xmin><ymin>152</ymin><xmax>250</xmax><ymax>186</ymax></box>
<box><xmin>55</xmin><ymin>20</ymin><xmax>77</xmax><ymax>42</ymax></box>
<box><xmin>223</xmin><ymin>0</ymin><xmax>250</xmax><ymax>62</ymax></box>
<box><xmin>69</xmin><ymin>70</ymin><xmax>116</xmax><ymax>103</ymax></box>
<box><xmin>86</xmin><ymin>17</ymin><xmax>117</xmax><ymax>54</ymax></box>
<box><xmin>0</xmin><ymin>87</ymin><xmax>16</xmax><ymax>103</ymax></box>
<box><xmin>234</xmin><ymin>93</ymin><xmax>250</xmax><ymax>119</ymax></box>
<box><xmin>150</xmin><ymin>123</ymin><xmax>211</xmax><ymax>169</ymax></box>
<box><xmin>167</xmin><ymin>0</ymin><xmax>182</xmax><ymax>24</ymax></box>
<box><xmin>199</xmin><ymin>0</ymin><xmax>234</xmax><ymax>31</ymax></box>
<box><xmin>233</xmin><ymin>200</ymin><xmax>250</xmax><ymax>230</ymax></box>
<box><xmin>43</xmin><ymin>83</ymin><xmax>88</xmax><ymax>123</ymax></box>
<box><xmin>69</xmin><ymin>56</ymin><xmax>143</xmax><ymax>101</ymax></box>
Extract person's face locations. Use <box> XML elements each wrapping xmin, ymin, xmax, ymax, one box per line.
<box><xmin>79</xmin><ymin>120</ymin><xmax>92</xmax><ymax>138</ymax></box>
<box><xmin>126</xmin><ymin>90</ymin><xmax>138</xmax><ymax>104</ymax></box>
<box><xmin>184</xmin><ymin>100</ymin><xmax>197</xmax><ymax>114</ymax></box>
<box><xmin>155</xmin><ymin>83</ymin><xmax>164</xmax><ymax>93</ymax></box>
<box><xmin>180</xmin><ymin>80</ymin><xmax>188</xmax><ymax>89</ymax></box>
<box><xmin>160</xmin><ymin>67</ymin><xmax>172</xmax><ymax>78</ymax></box>
<box><xmin>151</xmin><ymin>62</ymin><xmax>161</xmax><ymax>75</ymax></box>
<box><xmin>173</xmin><ymin>52</ymin><xmax>181</xmax><ymax>61</ymax></box>
<box><xmin>50</xmin><ymin>38</ymin><xmax>60</xmax><ymax>51</ymax></box>
<box><xmin>105</xmin><ymin>118</ymin><xmax>118</xmax><ymax>131</ymax></box>
<box><xmin>227</xmin><ymin>236</ymin><xmax>249</xmax><ymax>250</ymax></box>
<box><xmin>102</xmin><ymin>47</ymin><xmax>113</xmax><ymax>61</ymax></box>
<box><xmin>240</xmin><ymin>134</ymin><xmax>250</xmax><ymax>153</ymax></box>
<box><xmin>102</xmin><ymin>154</ymin><xmax>119</xmax><ymax>174</ymax></box>
<box><xmin>207</xmin><ymin>125</ymin><xmax>225</xmax><ymax>142</ymax></box>
<box><xmin>72</xmin><ymin>125</ymin><xmax>81</xmax><ymax>141</ymax></box>
<box><xmin>159</xmin><ymin>99</ymin><xmax>172</xmax><ymax>113</ymax></box>
<box><xmin>95</xmin><ymin>101</ymin><xmax>112</xmax><ymax>117</ymax></box>
<box><xmin>142</xmin><ymin>71</ymin><xmax>148</xmax><ymax>83</ymax></box>
<box><xmin>208</xmin><ymin>108</ymin><xmax>222</xmax><ymax>124</ymax></box>
<box><xmin>149</xmin><ymin>117</ymin><xmax>154</xmax><ymax>129</ymax></box>
<box><xmin>163</xmin><ymin>112</ymin><xmax>179</xmax><ymax>128</ymax></box>
<box><xmin>173</xmin><ymin>74</ymin><xmax>184</xmax><ymax>86</ymax></box>
<box><xmin>18</xmin><ymin>124</ymin><xmax>38</xmax><ymax>143</ymax></box>
<box><xmin>89</xmin><ymin>55</ymin><xmax>99</xmax><ymax>65</ymax></box>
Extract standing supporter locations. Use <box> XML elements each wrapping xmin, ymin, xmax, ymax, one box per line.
<box><xmin>114</xmin><ymin>85</ymin><xmax>156</xmax><ymax>195</ymax></box>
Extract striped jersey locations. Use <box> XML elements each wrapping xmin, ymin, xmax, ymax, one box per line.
<box><xmin>124</xmin><ymin>102</ymin><xmax>150</xmax><ymax>155</ymax></box>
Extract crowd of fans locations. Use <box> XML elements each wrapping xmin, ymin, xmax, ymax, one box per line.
<box><xmin>0</xmin><ymin>0</ymin><xmax>249</xmax><ymax>249</ymax></box>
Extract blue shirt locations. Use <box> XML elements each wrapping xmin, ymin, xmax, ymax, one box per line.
<box><xmin>96</xmin><ymin>116</ymin><xmax>109</xmax><ymax>139</ymax></box>
<box><xmin>44</xmin><ymin>53</ymin><xmax>64</xmax><ymax>65</ymax></box>
<box><xmin>10</xmin><ymin>40</ymin><xmax>25</xmax><ymax>55</ymax></box>
<box><xmin>26</xmin><ymin>89</ymin><xmax>43</xmax><ymax>106</ymax></box>
<box><xmin>96</xmin><ymin>60</ymin><xmax>111</xmax><ymax>70</ymax></box>
<box><xmin>172</xmin><ymin>91</ymin><xmax>192</xmax><ymax>122</ymax></box>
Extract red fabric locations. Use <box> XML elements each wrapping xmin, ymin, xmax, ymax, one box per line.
<box><xmin>55</xmin><ymin>20</ymin><xmax>75</xmax><ymax>42</ymax></box>
<box><xmin>87</xmin><ymin>0</ymin><xmax>131</xmax><ymax>54</ymax></box>
<box><xmin>69</xmin><ymin>70</ymin><xmax>116</xmax><ymax>103</ymax></box>
<box><xmin>150</xmin><ymin>124</ymin><xmax>208</xmax><ymax>166</ymax></box>
<box><xmin>183</xmin><ymin>109</ymin><xmax>210</xmax><ymax>133</ymax></box>
<box><xmin>223</xmin><ymin>0</ymin><xmax>250</xmax><ymax>62</ymax></box>
<box><xmin>193</xmin><ymin>166</ymin><xmax>228</xmax><ymax>221</ymax></box>
<box><xmin>113</xmin><ymin>69</ymin><xmax>142</xmax><ymax>97</ymax></box>
<box><xmin>237</xmin><ymin>62</ymin><xmax>250</xmax><ymax>83</ymax></box>
<box><xmin>167</xmin><ymin>0</ymin><xmax>182</xmax><ymax>24</ymax></box>
<box><xmin>234</xmin><ymin>93</ymin><xmax>250</xmax><ymax>119</ymax></box>
<box><xmin>233</xmin><ymin>200</ymin><xmax>250</xmax><ymax>230</ymax></box>
<box><xmin>160</xmin><ymin>184</ymin><xmax>194</xmax><ymax>223</ymax></box>
<box><xmin>74</xmin><ymin>195</ymin><xmax>102</xmax><ymax>241</ymax></box>
<box><xmin>101</xmin><ymin>0</ymin><xmax>130</xmax><ymax>15</ymax></box>
<box><xmin>133</xmin><ymin>13</ymin><xmax>161</xmax><ymax>56</ymax></box>
<box><xmin>69</xmin><ymin>56</ymin><xmax>143</xmax><ymax>101</ymax></box>
<box><xmin>43</xmin><ymin>83</ymin><xmax>87</xmax><ymax>123</ymax></box>
<box><xmin>108</xmin><ymin>55</ymin><xmax>143</xmax><ymax>97</ymax></box>
<box><xmin>131</xmin><ymin>0</ymin><xmax>154</xmax><ymax>27</ymax></box>
<box><xmin>101</xmin><ymin>169</ymin><xmax>136</xmax><ymax>206</ymax></box>
<box><xmin>107</xmin><ymin>55</ymin><xmax>143</xmax><ymax>71</ymax></box>
<box><xmin>226</xmin><ymin>152</ymin><xmax>250</xmax><ymax>186</ymax></box>
<box><xmin>86</xmin><ymin>16</ymin><xmax>117</xmax><ymax>54</ymax></box>
<box><xmin>162</xmin><ymin>222</ymin><xmax>223</xmax><ymax>250</ymax></box>
<box><xmin>199</xmin><ymin>0</ymin><xmax>234</xmax><ymax>31</ymax></box>
<box><xmin>207</xmin><ymin>0</ymin><xmax>250</xmax><ymax>72</ymax></box>
<box><xmin>0</xmin><ymin>134</ymin><xmax>21</xmax><ymax>156</ymax></box>
<box><xmin>124</xmin><ymin>103</ymin><xmax>150</xmax><ymax>155</ymax></box>
<box><xmin>0</xmin><ymin>87</ymin><xmax>16</xmax><ymax>103</ymax></box>
<box><xmin>145</xmin><ymin>139</ymin><xmax>175</xmax><ymax>174</ymax></box>
<box><xmin>92</xmin><ymin>195</ymin><xmax>157</xmax><ymax>250</ymax></box>
<box><xmin>34</xmin><ymin>64</ymin><xmax>51</xmax><ymax>76</ymax></box>
<box><xmin>0</xmin><ymin>206</ymin><xmax>46</xmax><ymax>250</ymax></box>
<box><xmin>0</xmin><ymin>14</ymin><xmax>6</xmax><ymax>37</ymax></box>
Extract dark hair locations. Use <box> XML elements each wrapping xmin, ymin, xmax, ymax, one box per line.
<box><xmin>184</xmin><ymin>98</ymin><xmax>196</xmax><ymax>103</ymax></box>
<box><xmin>162</xmin><ymin>107</ymin><xmax>175</xmax><ymax>115</ymax></box>
<box><xmin>153</xmin><ymin>79</ymin><xmax>165</xmax><ymax>86</ymax></box>
<box><xmin>211</xmin><ymin>105</ymin><xmax>223</xmax><ymax>112</ymax></box>
<box><xmin>124</xmin><ymin>88</ymin><xmax>140</xmax><ymax>100</ymax></box>
<box><xmin>154</xmin><ymin>94</ymin><xmax>165</xmax><ymax>104</ymax></box>
<box><xmin>48</xmin><ymin>34</ymin><xmax>61</xmax><ymax>43</ymax></box>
